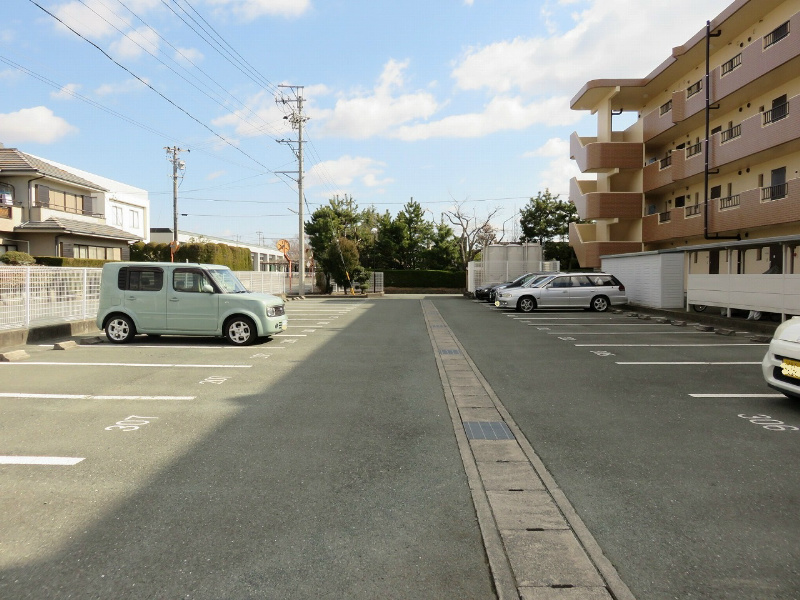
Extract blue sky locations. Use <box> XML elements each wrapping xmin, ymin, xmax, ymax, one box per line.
<box><xmin>3</xmin><ymin>0</ymin><xmax>733</xmax><ymax>248</ymax></box>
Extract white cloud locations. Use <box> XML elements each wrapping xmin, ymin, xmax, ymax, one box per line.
<box><xmin>51</xmin><ymin>83</ymin><xmax>81</xmax><ymax>100</ymax></box>
<box><xmin>109</xmin><ymin>26</ymin><xmax>159</xmax><ymax>60</ymax></box>
<box><xmin>204</xmin><ymin>0</ymin><xmax>311</xmax><ymax>21</ymax></box>
<box><xmin>211</xmin><ymin>90</ymin><xmax>291</xmax><ymax>138</ymax></box>
<box><xmin>316</xmin><ymin>59</ymin><xmax>439</xmax><ymax>139</ymax></box>
<box><xmin>52</xmin><ymin>0</ymin><xmax>160</xmax><ymax>39</ymax></box>
<box><xmin>174</xmin><ymin>47</ymin><xmax>204</xmax><ymax>66</ymax></box>
<box><xmin>306</xmin><ymin>155</ymin><xmax>391</xmax><ymax>190</ymax></box>
<box><xmin>524</xmin><ymin>137</ymin><xmax>569</xmax><ymax>158</ymax></box>
<box><xmin>394</xmin><ymin>95</ymin><xmax>580</xmax><ymax>141</ymax></box>
<box><xmin>94</xmin><ymin>77</ymin><xmax>149</xmax><ymax>96</ymax></box>
<box><xmin>207</xmin><ymin>170</ymin><xmax>226</xmax><ymax>181</ymax></box>
<box><xmin>451</xmin><ymin>0</ymin><xmax>732</xmax><ymax>97</ymax></box>
<box><xmin>0</xmin><ymin>106</ymin><xmax>77</xmax><ymax>144</ymax></box>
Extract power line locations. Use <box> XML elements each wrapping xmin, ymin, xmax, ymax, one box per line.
<box><xmin>27</xmin><ymin>0</ymin><xmax>275</xmax><ymax>174</ymax></box>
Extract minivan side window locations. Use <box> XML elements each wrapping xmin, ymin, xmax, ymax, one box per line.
<box><xmin>117</xmin><ymin>267</ymin><xmax>164</xmax><ymax>291</ymax></box>
<box><xmin>173</xmin><ymin>268</ymin><xmax>213</xmax><ymax>293</ymax></box>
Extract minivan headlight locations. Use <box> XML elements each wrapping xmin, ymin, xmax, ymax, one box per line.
<box><xmin>266</xmin><ymin>306</ymin><xmax>276</xmax><ymax>317</ymax></box>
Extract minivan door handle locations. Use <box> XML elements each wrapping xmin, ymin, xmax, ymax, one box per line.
<box><xmin>169</xmin><ymin>297</ymin><xmax>180</xmax><ymax>302</ymax></box>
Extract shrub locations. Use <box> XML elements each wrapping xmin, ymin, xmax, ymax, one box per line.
<box><xmin>0</xmin><ymin>251</ymin><xmax>36</xmax><ymax>266</ymax></box>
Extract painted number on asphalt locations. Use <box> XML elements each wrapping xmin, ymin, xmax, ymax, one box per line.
<box><xmin>200</xmin><ymin>375</ymin><xmax>230</xmax><ymax>385</ymax></box>
<box><xmin>591</xmin><ymin>350</ymin><xmax>616</xmax><ymax>357</ymax></box>
<box><xmin>559</xmin><ymin>336</ymin><xmax>576</xmax><ymax>341</ymax></box>
<box><xmin>105</xmin><ymin>415</ymin><xmax>158</xmax><ymax>432</ymax></box>
<box><xmin>738</xmin><ymin>414</ymin><xmax>799</xmax><ymax>431</ymax></box>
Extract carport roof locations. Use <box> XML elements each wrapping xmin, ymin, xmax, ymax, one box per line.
<box><xmin>15</xmin><ymin>217</ymin><xmax>140</xmax><ymax>241</ymax></box>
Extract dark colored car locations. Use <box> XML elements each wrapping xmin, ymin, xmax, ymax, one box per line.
<box><xmin>475</xmin><ymin>282</ymin><xmax>504</xmax><ymax>300</ymax></box>
<box><xmin>487</xmin><ymin>272</ymin><xmax>552</xmax><ymax>303</ymax></box>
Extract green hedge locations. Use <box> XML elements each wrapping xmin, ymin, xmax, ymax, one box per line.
<box><xmin>35</xmin><ymin>256</ymin><xmax>108</xmax><ymax>268</ymax></box>
<box><xmin>383</xmin><ymin>270</ymin><xmax>466</xmax><ymax>288</ymax></box>
<box><xmin>130</xmin><ymin>242</ymin><xmax>252</xmax><ymax>270</ymax></box>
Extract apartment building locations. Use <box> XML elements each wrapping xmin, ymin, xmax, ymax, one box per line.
<box><xmin>569</xmin><ymin>0</ymin><xmax>800</xmax><ymax>316</ymax></box>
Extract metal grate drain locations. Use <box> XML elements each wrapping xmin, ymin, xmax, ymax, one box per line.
<box><xmin>463</xmin><ymin>421</ymin><xmax>515</xmax><ymax>440</ymax></box>
<box><xmin>440</xmin><ymin>349</ymin><xmax>461</xmax><ymax>355</ymax></box>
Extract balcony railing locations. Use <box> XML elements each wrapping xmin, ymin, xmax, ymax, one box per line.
<box><xmin>763</xmin><ymin>102</ymin><xmax>789</xmax><ymax>125</ymax></box>
<box><xmin>719</xmin><ymin>194</ymin><xmax>741</xmax><ymax>209</ymax></box>
<box><xmin>720</xmin><ymin>124</ymin><xmax>742</xmax><ymax>143</ymax></box>
<box><xmin>764</xmin><ymin>21</ymin><xmax>790</xmax><ymax>49</ymax></box>
<box><xmin>720</xmin><ymin>53</ymin><xmax>742</xmax><ymax>76</ymax></box>
<box><xmin>659</xmin><ymin>100</ymin><xmax>673</xmax><ymax>115</ymax></box>
<box><xmin>686</xmin><ymin>80</ymin><xmax>702</xmax><ymax>98</ymax></box>
<box><xmin>762</xmin><ymin>183</ymin><xmax>788</xmax><ymax>201</ymax></box>
<box><xmin>686</xmin><ymin>142</ymin><xmax>703</xmax><ymax>157</ymax></box>
<box><xmin>685</xmin><ymin>204</ymin><xmax>701</xmax><ymax>217</ymax></box>
<box><xmin>659</xmin><ymin>210</ymin><xmax>671</xmax><ymax>223</ymax></box>
<box><xmin>659</xmin><ymin>155</ymin><xmax>672</xmax><ymax>170</ymax></box>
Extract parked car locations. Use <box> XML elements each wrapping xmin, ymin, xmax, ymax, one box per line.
<box><xmin>762</xmin><ymin>316</ymin><xmax>800</xmax><ymax>399</ymax></box>
<box><xmin>475</xmin><ymin>282</ymin><xmax>504</xmax><ymax>300</ymax></box>
<box><xmin>491</xmin><ymin>273</ymin><xmax>557</xmax><ymax>309</ymax></box>
<box><xmin>495</xmin><ymin>272</ymin><xmax>627</xmax><ymax>313</ymax></box>
<box><xmin>487</xmin><ymin>272</ymin><xmax>551</xmax><ymax>303</ymax></box>
<box><xmin>96</xmin><ymin>262</ymin><xmax>288</xmax><ymax>346</ymax></box>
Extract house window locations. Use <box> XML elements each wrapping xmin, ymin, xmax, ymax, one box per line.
<box><xmin>130</xmin><ymin>210</ymin><xmax>140</xmax><ymax>229</ymax></box>
<box><xmin>0</xmin><ymin>183</ymin><xmax>13</xmax><ymax>206</ymax></box>
<box><xmin>113</xmin><ymin>206</ymin><xmax>124</xmax><ymax>227</ymax></box>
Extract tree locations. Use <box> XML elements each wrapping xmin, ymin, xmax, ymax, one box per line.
<box><xmin>519</xmin><ymin>190</ymin><xmax>582</xmax><ymax>265</ymax></box>
<box><xmin>443</xmin><ymin>202</ymin><xmax>499</xmax><ymax>271</ymax></box>
<box><xmin>395</xmin><ymin>200</ymin><xmax>436</xmax><ymax>269</ymax></box>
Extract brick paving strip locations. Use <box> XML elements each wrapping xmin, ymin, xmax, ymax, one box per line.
<box><xmin>422</xmin><ymin>300</ymin><xmax>636</xmax><ymax>600</ymax></box>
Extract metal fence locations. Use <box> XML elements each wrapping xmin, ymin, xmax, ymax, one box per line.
<box><xmin>0</xmin><ymin>267</ymin><xmax>385</xmax><ymax>331</ymax></box>
<box><xmin>0</xmin><ymin>266</ymin><xmax>101</xmax><ymax>330</ymax></box>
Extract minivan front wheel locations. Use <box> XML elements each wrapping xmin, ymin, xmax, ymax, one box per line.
<box><xmin>106</xmin><ymin>314</ymin><xmax>136</xmax><ymax>343</ymax></box>
<box><xmin>590</xmin><ymin>295</ymin><xmax>610</xmax><ymax>312</ymax></box>
<box><xmin>517</xmin><ymin>296</ymin><xmax>537</xmax><ymax>313</ymax></box>
<box><xmin>225</xmin><ymin>316</ymin><xmax>257</xmax><ymax>346</ymax></box>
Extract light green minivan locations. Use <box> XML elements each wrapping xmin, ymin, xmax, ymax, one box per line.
<box><xmin>96</xmin><ymin>262</ymin><xmax>287</xmax><ymax>346</ymax></box>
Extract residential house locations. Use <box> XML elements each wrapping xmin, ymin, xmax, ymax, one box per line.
<box><xmin>0</xmin><ymin>146</ymin><xmax>141</xmax><ymax>259</ymax></box>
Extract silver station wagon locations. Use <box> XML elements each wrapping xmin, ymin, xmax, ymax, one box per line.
<box><xmin>495</xmin><ymin>272</ymin><xmax>627</xmax><ymax>313</ymax></box>
<box><xmin>96</xmin><ymin>262</ymin><xmax>287</xmax><ymax>345</ymax></box>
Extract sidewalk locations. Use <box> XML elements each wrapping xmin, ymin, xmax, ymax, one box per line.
<box><xmin>621</xmin><ymin>304</ymin><xmax>780</xmax><ymax>339</ymax></box>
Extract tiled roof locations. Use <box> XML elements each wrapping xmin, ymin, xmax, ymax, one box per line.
<box><xmin>0</xmin><ymin>148</ymin><xmax>107</xmax><ymax>192</ymax></box>
<box><xmin>15</xmin><ymin>217</ymin><xmax>140</xmax><ymax>241</ymax></box>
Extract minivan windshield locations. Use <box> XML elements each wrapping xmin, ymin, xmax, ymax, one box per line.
<box><xmin>206</xmin><ymin>267</ymin><xmax>249</xmax><ymax>293</ymax></box>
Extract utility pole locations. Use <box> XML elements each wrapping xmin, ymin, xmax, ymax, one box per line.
<box><xmin>165</xmin><ymin>146</ymin><xmax>188</xmax><ymax>261</ymax></box>
<box><xmin>276</xmin><ymin>85</ymin><xmax>308</xmax><ymax>295</ymax></box>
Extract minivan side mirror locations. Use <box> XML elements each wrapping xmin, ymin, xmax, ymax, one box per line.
<box><xmin>202</xmin><ymin>284</ymin><xmax>214</xmax><ymax>293</ymax></box>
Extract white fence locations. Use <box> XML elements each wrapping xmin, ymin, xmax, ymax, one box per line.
<box><xmin>0</xmin><ymin>267</ymin><xmax>385</xmax><ymax>331</ymax></box>
<box><xmin>0</xmin><ymin>266</ymin><xmax>102</xmax><ymax>331</ymax></box>
<box><xmin>467</xmin><ymin>260</ymin><xmax>561</xmax><ymax>292</ymax></box>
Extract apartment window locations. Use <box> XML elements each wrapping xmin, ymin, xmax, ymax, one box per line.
<box><xmin>764</xmin><ymin>21</ymin><xmax>790</xmax><ymax>49</ymax></box>
<box><xmin>686</xmin><ymin>80</ymin><xmax>702</xmax><ymax>98</ymax></box>
<box><xmin>674</xmin><ymin>196</ymin><xmax>686</xmax><ymax>208</ymax></box>
<box><xmin>660</xmin><ymin>100</ymin><xmax>673</xmax><ymax>115</ymax></box>
<box><xmin>710</xmin><ymin>185</ymin><xmax>722</xmax><ymax>200</ymax></box>
<box><xmin>687</xmin><ymin>141</ymin><xmax>703</xmax><ymax>157</ymax></box>
<box><xmin>113</xmin><ymin>206</ymin><xmax>123</xmax><ymax>227</ymax></box>
<box><xmin>764</xmin><ymin>95</ymin><xmax>788</xmax><ymax>124</ymax></box>
<box><xmin>130</xmin><ymin>210</ymin><xmax>140</xmax><ymax>229</ymax></box>
<box><xmin>721</xmin><ymin>53</ymin><xmax>742</xmax><ymax>76</ymax></box>
<box><xmin>763</xmin><ymin>167</ymin><xmax>788</xmax><ymax>201</ymax></box>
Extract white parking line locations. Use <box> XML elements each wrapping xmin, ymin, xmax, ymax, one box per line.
<box><xmin>616</xmin><ymin>361</ymin><xmax>761</xmax><ymax>365</ymax></box>
<box><xmin>0</xmin><ymin>456</ymin><xmax>84</xmax><ymax>466</ymax></box>
<box><xmin>546</xmin><ymin>331</ymin><xmax>702</xmax><ymax>335</ymax></box>
<box><xmin>510</xmin><ymin>316</ymin><xmax>615</xmax><ymax>320</ymax></box>
<box><xmin>528</xmin><ymin>323</ymin><xmax>671</xmax><ymax>326</ymax></box>
<box><xmin>0</xmin><ymin>393</ymin><xmax>195</xmax><ymax>400</ymax></box>
<box><xmin>575</xmin><ymin>343</ymin><xmax>767</xmax><ymax>347</ymax></box>
<box><xmin>273</xmin><ymin>334</ymin><xmax>307</xmax><ymax>337</ymax></box>
<box><xmin>689</xmin><ymin>393</ymin><xmax>785</xmax><ymax>398</ymax></box>
<box><xmin>0</xmin><ymin>362</ymin><xmax>251</xmax><ymax>368</ymax></box>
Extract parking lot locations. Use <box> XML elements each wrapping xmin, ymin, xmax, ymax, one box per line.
<box><xmin>1</xmin><ymin>295</ymin><xmax>798</xmax><ymax>599</ymax></box>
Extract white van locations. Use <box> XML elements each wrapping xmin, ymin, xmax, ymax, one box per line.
<box><xmin>96</xmin><ymin>262</ymin><xmax>287</xmax><ymax>346</ymax></box>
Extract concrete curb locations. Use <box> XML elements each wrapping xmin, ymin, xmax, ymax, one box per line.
<box><xmin>0</xmin><ymin>319</ymin><xmax>101</xmax><ymax>349</ymax></box>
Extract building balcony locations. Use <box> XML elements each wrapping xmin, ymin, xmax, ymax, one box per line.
<box><xmin>569</xmin><ymin>178</ymin><xmax>642</xmax><ymax>220</ymax></box>
<box><xmin>711</xmin><ymin>178</ymin><xmax>800</xmax><ymax>233</ymax></box>
<box><xmin>713</xmin><ymin>96</ymin><xmax>800</xmax><ymax>168</ymax></box>
<box><xmin>642</xmin><ymin>204</ymin><xmax>705</xmax><ymax>242</ymax></box>
<box><xmin>569</xmin><ymin>222</ymin><xmax>642</xmax><ymax>269</ymax></box>
<box><xmin>641</xmin><ymin>12</ymin><xmax>800</xmax><ymax>143</ymax></box>
<box><xmin>570</xmin><ymin>131</ymin><xmax>643</xmax><ymax>174</ymax></box>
